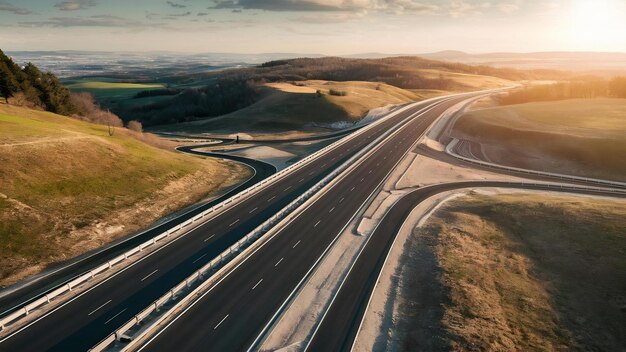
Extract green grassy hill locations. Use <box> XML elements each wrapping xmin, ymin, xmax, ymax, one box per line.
<box><xmin>0</xmin><ymin>104</ymin><xmax>251</xmax><ymax>286</ymax></box>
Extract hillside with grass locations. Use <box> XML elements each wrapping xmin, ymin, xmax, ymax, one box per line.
<box><xmin>0</xmin><ymin>103</ymin><xmax>251</xmax><ymax>286</ymax></box>
<box><xmin>152</xmin><ymin>80</ymin><xmax>425</xmax><ymax>134</ymax></box>
<box><xmin>403</xmin><ymin>193</ymin><xmax>626</xmax><ymax>351</ymax></box>
<box><xmin>451</xmin><ymin>98</ymin><xmax>626</xmax><ymax>181</ymax></box>
<box><xmin>86</xmin><ymin>56</ymin><xmax>527</xmax><ymax>129</ymax></box>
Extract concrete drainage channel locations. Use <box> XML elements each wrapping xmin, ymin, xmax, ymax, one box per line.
<box><xmin>90</xmin><ymin>97</ymin><xmax>458</xmax><ymax>352</ymax></box>
<box><xmin>0</xmin><ymin>98</ymin><xmax>425</xmax><ymax>338</ymax></box>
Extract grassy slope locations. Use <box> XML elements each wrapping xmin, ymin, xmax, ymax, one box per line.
<box><xmin>153</xmin><ymin>80</ymin><xmax>421</xmax><ymax>134</ymax></box>
<box><xmin>414</xmin><ymin>193</ymin><xmax>626</xmax><ymax>351</ymax></box>
<box><xmin>0</xmin><ymin>104</ymin><xmax>251</xmax><ymax>285</ymax></box>
<box><xmin>451</xmin><ymin>98</ymin><xmax>626</xmax><ymax>181</ymax></box>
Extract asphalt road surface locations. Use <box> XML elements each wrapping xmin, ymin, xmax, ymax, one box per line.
<box><xmin>306</xmin><ymin>181</ymin><xmax>626</xmax><ymax>352</ymax></box>
<box><xmin>0</xmin><ymin>95</ymin><xmax>464</xmax><ymax>351</ymax></box>
<box><xmin>135</xmin><ymin>96</ymin><xmax>477</xmax><ymax>352</ymax></box>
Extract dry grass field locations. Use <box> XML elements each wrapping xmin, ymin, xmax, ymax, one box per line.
<box><xmin>0</xmin><ymin>104</ymin><xmax>251</xmax><ymax>286</ymax></box>
<box><xmin>400</xmin><ymin>192</ymin><xmax>626</xmax><ymax>351</ymax></box>
<box><xmin>451</xmin><ymin>98</ymin><xmax>626</xmax><ymax>181</ymax></box>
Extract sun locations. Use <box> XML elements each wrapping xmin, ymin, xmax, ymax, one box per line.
<box><xmin>566</xmin><ymin>0</ymin><xmax>622</xmax><ymax>49</ymax></box>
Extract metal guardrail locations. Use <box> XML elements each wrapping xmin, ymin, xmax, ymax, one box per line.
<box><xmin>446</xmin><ymin>139</ymin><xmax>626</xmax><ymax>189</ymax></box>
<box><xmin>88</xmin><ymin>97</ymin><xmax>447</xmax><ymax>352</ymax></box>
<box><xmin>0</xmin><ymin>99</ymin><xmax>424</xmax><ymax>335</ymax></box>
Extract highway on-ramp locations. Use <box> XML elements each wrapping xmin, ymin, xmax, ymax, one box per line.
<box><xmin>306</xmin><ymin>181</ymin><xmax>626</xmax><ymax>352</ymax></box>
<box><xmin>0</xmin><ymin>95</ymin><xmax>469</xmax><ymax>351</ymax></box>
<box><xmin>134</xmin><ymin>96</ymin><xmax>478</xmax><ymax>352</ymax></box>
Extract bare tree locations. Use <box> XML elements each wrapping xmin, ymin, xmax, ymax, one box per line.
<box><xmin>107</xmin><ymin>109</ymin><xmax>115</xmax><ymax>136</ymax></box>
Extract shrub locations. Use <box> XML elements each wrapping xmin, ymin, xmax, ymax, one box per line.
<box><xmin>329</xmin><ymin>89</ymin><xmax>348</xmax><ymax>96</ymax></box>
<box><xmin>127</xmin><ymin>120</ymin><xmax>143</xmax><ymax>133</ymax></box>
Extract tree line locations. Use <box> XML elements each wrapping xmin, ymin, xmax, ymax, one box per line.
<box><xmin>499</xmin><ymin>77</ymin><xmax>626</xmax><ymax>105</ymax></box>
<box><xmin>0</xmin><ymin>49</ymin><xmax>75</xmax><ymax>115</ymax></box>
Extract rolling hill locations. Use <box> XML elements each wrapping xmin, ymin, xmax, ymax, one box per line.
<box><xmin>0</xmin><ymin>103</ymin><xmax>251</xmax><ymax>286</ymax></box>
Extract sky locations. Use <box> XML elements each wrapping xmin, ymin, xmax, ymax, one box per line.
<box><xmin>1</xmin><ymin>0</ymin><xmax>625</xmax><ymax>54</ymax></box>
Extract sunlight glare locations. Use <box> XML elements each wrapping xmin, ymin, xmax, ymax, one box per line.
<box><xmin>566</xmin><ymin>0</ymin><xmax>621</xmax><ymax>49</ymax></box>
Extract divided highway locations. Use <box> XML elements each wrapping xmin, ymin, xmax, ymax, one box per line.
<box><xmin>0</xmin><ymin>95</ymin><xmax>465</xmax><ymax>351</ymax></box>
<box><xmin>306</xmin><ymin>181</ymin><xmax>626</xmax><ymax>351</ymax></box>
<box><xmin>135</xmin><ymin>96</ymin><xmax>478</xmax><ymax>351</ymax></box>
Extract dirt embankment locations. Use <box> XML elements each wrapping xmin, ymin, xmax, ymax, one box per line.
<box><xmin>387</xmin><ymin>193</ymin><xmax>626</xmax><ymax>351</ymax></box>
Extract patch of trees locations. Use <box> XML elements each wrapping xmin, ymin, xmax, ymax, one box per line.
<box><xmin>128</xmin><ymin>78</ymin><xmax>258</xmax><ymax>126</ymax></box>
<box><xmin>0</xmin><ymin>49</ymin><xmax>126</xmax><ymax>129</ymax></box>
<box><xmin>0</xmin><ymin>49</ymin><xmax>75</xmax><ymax>115</ymax></box>
<box><xmin>499</xmin><ymin>77</ymin><xmax>626</xmax><ymax>105</ymax></box>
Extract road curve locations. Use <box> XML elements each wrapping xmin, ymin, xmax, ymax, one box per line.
<box><xmin>0</xmin><ymin>95</ymin><xmax>462</xmax><ymax>351</ymax></box>
<box><xmin>306</xmin><ymin>181</ymin><xmax>625</xmax><ymax>352</ymax></box>
<box><xmin>0</xmin><ymin>144</ymin><xmax>273</xmax><ymax>318</ymax></box>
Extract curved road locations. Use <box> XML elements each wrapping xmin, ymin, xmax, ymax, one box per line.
<box><xmin>306</xmin><ymin>181</ymin><xmax>625</xmax><ymax>351</ymax></box>
<box><xmin>0</xmin><ymin>144</ymin><xmax>275</xmax><ymax>318</ymax></box>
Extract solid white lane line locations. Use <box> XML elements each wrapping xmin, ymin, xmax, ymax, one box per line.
<box><xmin>252</xmin><ymin>279</ymin><xmax>263</xmax><ymax>290</ymax></box>
<box><xmin>203</xmin><ymin>234</ymin><xmax>215</xmax><ymax>242</ymax></box>
<box><xmin>104</xmin><ymin>308</ymin><xmax>127</xmax><ymax>325</ymax></box>
<box><xmin>329</xmin><ymin>207</ymin><xmax>335</xmax><ymax>213</ymax></box>
<box><xmin>284</xmin><ymin>186</ymin><xmax>292</xmax><ymax>191</ymax></box>
<box><xmin>141</xmin><ymin>269</ymin><xmax>159</xmax><ymax>282</ymax></box>
<box><xmin>88</xmin><ymin>300</ymin><xmax>111</xmax><ymax>316</ymax></box>
<box><xmin>275</xmin><ymin>258</ymin><xmax>284</xmax><ymax>267</ymax></box>
<box><xmin>314</xmin><ymin>220</ymin><xmax>321</xmax><ymax>227</ymax></box>
<box><xmin>214</xmin><ymin>314</ymin><xmax>229</xmax><ymax>330</ymax></box>
<box><xmin>293</xmin><ymin>240</ymin><xmax>301</xmax><ymax>249</ymax></box>
<box><xmin>249</xmin><ymin>207</ymin><xmax>258</xmax><ymax>214</ymax></box>
<box><xmin>192</xmin><ymin>253</ymin><xmax>207</xmax><ymax>264</ymax></box>
<box><xmin>229</xmin><ymin>219</ymin><xmax>240</xmax><ymax>227</ymax></box>
<box><xmin>267</xmin><ymin>196</ymin><xmax>276</xmax><ymax>202</ymax></box>
<box><xmin>339</xmin><ymin>197</ymin><xmax>344</xmax><ymax>203</ymax></box>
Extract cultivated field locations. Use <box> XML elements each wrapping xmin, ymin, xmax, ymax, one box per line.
<box><xmin>0</xmin><ymin>104</ymin><xmax>251</xmax><ymax>286</ymax></box>
<box><xmin>64</xmin><ymin>79</ymin><xmax>166</xmax><ymax>103</ymax></box>
<box><xmin>451</xmin><ymin>98</ymin><xmax>626</xmax><ymax>181</ymax></box>
<box><xmin>395</xmin><ymin>192</ymin><xmax>626</xmax><ymax>351</ymax></box>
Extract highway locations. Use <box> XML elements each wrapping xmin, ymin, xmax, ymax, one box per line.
<box><xmin>305</xmin><ymin>181</ymin><xmax>626</xmax><ymax>351</ymax></box>
<box><xmin>134</xmin><ymin>96</ymin><xmax>477</xmax><ymax>351</ymax></box>
<box><xmin>0</xmin><ymin>95</ymin><xmax>465</xmax><ymax>351</ymax></box>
